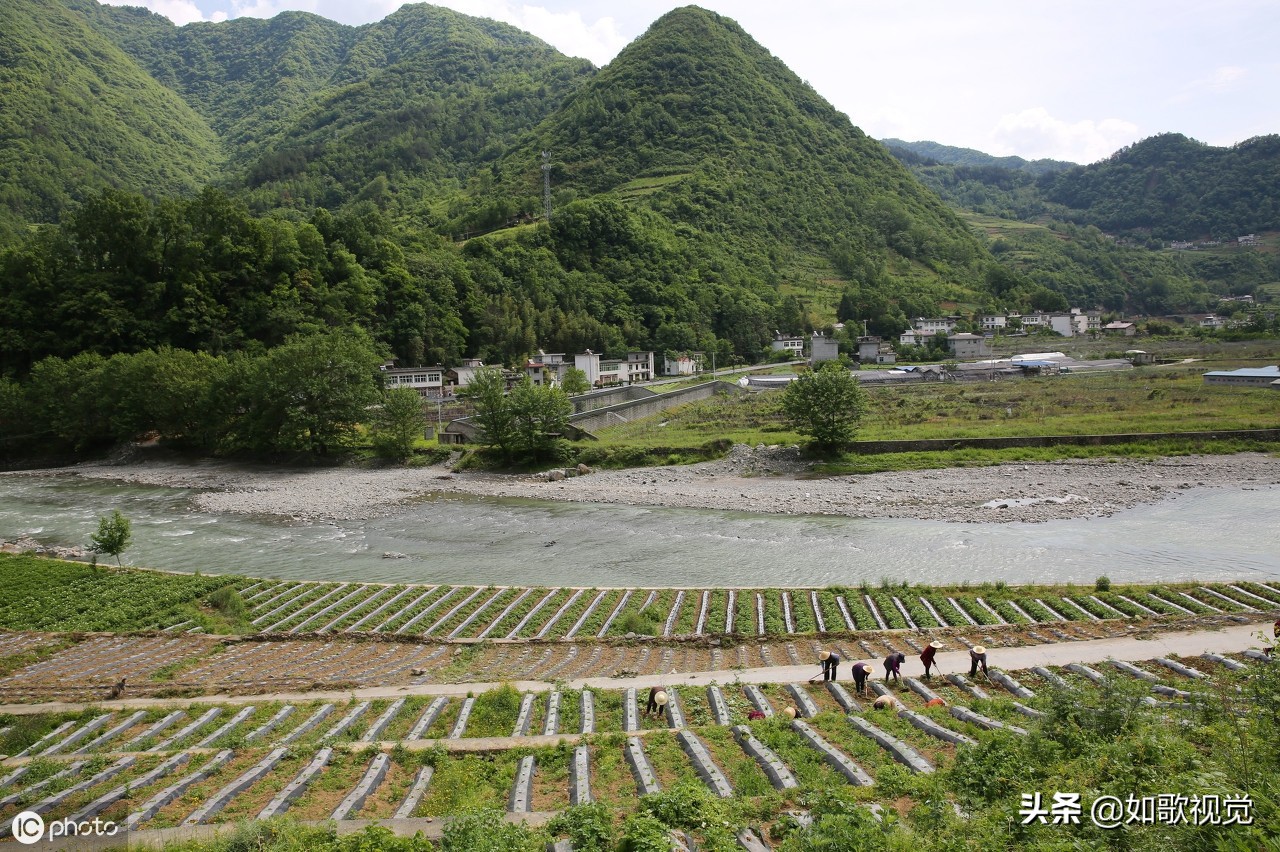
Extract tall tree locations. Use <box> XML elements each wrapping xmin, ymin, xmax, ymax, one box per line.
<box><xmin>508</xmin><ymin>378</ymin><xmax>571</xmax><ymax>460</ymax></box>
<box><xmin>462</xmin><ymin>366</ymin><xmax>517</xmax><ymax>459</ymax></box>
<box><xmin>371</xmin><ymin>387</ymin><xmax>427</xmax><ymax>461</ymax></box>
<box><xmin>780</xmin><ymin>361</ymin><xmax>867</xmax><ymax>452</ymax></box>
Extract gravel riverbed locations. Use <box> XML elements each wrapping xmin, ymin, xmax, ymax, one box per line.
<box><xmin>38</xmin><ymin>447</ymin><xmax>1280</xmax><ymax>524</ymax></box>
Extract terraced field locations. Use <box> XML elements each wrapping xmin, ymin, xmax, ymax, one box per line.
<box><xmin>1</xmin><ymin>647</ymin><xmax>1273</xmax><ymax>849</ymax></box>
<box><xmin>5</xmin><ymin>554</ymin><xmax>1278</xmax><ymax>642</ymax></box>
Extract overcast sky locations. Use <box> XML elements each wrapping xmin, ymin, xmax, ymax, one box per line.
<box><xmin>105</xmin><ymin>0</ymin><xmax>1279</xmax><ymax>164</ymax></box>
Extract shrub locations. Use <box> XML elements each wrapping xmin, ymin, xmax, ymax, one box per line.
<box><xmin>548</xmin><ymin>803</ymin><xmax>614</xmax><ymax>852</ymax></box>
<box><xmin>1095</xmin><ymin>575</ymin><xmax>1112</xmax><ymax>591</ymax></box>
<box><xmin>208</xmin><ymin>587</ymin><xmax>246</xmax><ymax>620</ymax></box>
<box><xmin>442</xmin><ymin>810</ymin><xmax>545</xmax><ymax>851</ymax></box>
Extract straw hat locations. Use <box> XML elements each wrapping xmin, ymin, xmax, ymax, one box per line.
<box><xmin>972</xmin><ymin>645</ymin><xmax>986</xmax><ymax>655</ymax></box>
<box><xmin>655</xmin><ymin>690</ymin><xmax>668</xmax><ymax>706</ymax></box>
<box><xmin>819</xmin><ymin>650</ymin><xmax>831</xmax><ymax>660</ymax></box>
<box><xmin>925</xmin><ymin>641</ymin><xmax>945</xmax><ymax>651</ymax></box>
<box><xmin>782</xmin><ymin>706</ymin><xmax>798</xmax><ymax>719</ymax></box>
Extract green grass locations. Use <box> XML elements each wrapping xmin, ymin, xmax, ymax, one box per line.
<box><xmin>581</xmin><ymin>363</ymin><xmax>1280</xmax><ymax>472</ymax></box>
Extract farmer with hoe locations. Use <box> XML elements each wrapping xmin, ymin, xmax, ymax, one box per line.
<box><xmin>969</xmin><ymin>645</ymin><xmax>989</xmax><ymax>678</ymax></box>
<box><xmin>884</xmin><ymin>651</ymin><xmax>907</xmax><ymax>684</ymax></box>
<box><xmin>818</xmin><ymin>649</ymin><xmax>841</xmax><ymax>681</ymax></box>
<box><xmin>920</xmin><ymin>641</ymin><xmax>944</xmax><ymax>678</ymax></box>
<box><xmin>851</xmin><ymin>660</ymin><xmax>873</xmax><ymax>696</ymax></box>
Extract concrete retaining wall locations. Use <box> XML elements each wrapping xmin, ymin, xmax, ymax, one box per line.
<box><xmin>569</xmin><ymin>382</ymin><xmax>747</xmax><ymax>434</ymax></box>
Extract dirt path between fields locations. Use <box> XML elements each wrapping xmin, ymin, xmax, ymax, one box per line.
<box><xmin>1</xmin><ymin>621</ymin><xmax>1269</xmax><ymax>717</ymax></box>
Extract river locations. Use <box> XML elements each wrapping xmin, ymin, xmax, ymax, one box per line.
<box><xmin>1</xmin><ymin>474</ymin><xmax>1278</xmax><ymax>588</ymax></box>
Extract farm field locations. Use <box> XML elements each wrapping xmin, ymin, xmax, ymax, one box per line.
<box><xmin>1</xmin><ymin>644</ymin><xmax>1276</xmax><ymax>851</ymax></box>
<box><xmin>3</xmin><ymin>554</ymin><xmax>1277</xmax><ymax>644</ymax></box>
<box><xmin>588</xmin><ymin>364</ymin><xmax>1280</xmax><ymax>455</ymax></box>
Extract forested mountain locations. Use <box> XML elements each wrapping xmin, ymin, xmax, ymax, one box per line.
<box><xmin>1</xmin><ymin>1</ymin><xmax>1014</xmax><ymax>377</ymax></box>
<box><xmin>886</xmin><ymin>133</ymin><xmax>1280</xmax><ymax>242</ymax></box>
<box><xmin>881</xmin><ymin>139</ymin><xmax>1075</xmax><ymax>175</ymax></box>
<box><xmin>1</xmin><ymin>0</ymin><xmax>1277</xmax><ymax>398</ymax></box>
<box><xmin>0</xmin><ymin>0</ymin><xmax>222</xmax><ymax>240</ymax></box>
<box><xmin>1037</xmin><ymin>133</ymin><xmax>1280</xmax><ymax>239</ymax></box>
<box><xmin>57</xmin><ymin>0</ymin><xmax>594</xmax><ymax>220</ymax></box>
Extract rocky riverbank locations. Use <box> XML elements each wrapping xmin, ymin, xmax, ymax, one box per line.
<box><xmin>35</xmin><ymin>446</ymin><xmax>1280</xmax><ymax>524</ymax></box>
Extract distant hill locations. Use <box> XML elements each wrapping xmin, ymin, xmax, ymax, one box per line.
<box><xmin>469</xmin><ymin>7</ymin><xmax>992</xmax><ymax>297</ymax></box>
<box><xmin>1036</xmin><ymin>133</ymin><xmax>1280</xmax><ymax>239</ymax></box>
<box><xmin>0</xmin><ymin>0</ymin><xmax>222</xmax><ymax>239</ymax></box>
<box><xmin>1</xmin><ymin>1</ymin><xmax>1276</xmax><ymax>380</ymax></box>
<box><xmin>881</xmin><ymin>139</ymin><xmax>1075</xmax><ymax>175</ymax></box>
<box><xmin>72</xmin><ymin>0</ymin><xmax>593</xmax><ymax>216</ymax></box>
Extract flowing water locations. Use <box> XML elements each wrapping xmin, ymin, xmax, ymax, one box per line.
<box><xmin>2</xmin><ymin>474</ymin><xmax>1278</xmax><ymax>588</ymax></box>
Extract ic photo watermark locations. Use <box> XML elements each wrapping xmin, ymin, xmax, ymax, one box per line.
<box><xmin>10</xmin><ymin>811</ymin><xmax>121</xmax><ymax>847</ymax></box>
<box><xmin>1019</xmin><ymin>792</ymin><xmax>1253</xmax><ymax>828</ymax></box>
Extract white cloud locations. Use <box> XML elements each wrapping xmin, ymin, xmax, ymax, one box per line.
<box><xmin>1168</xmin><ymin>64</ymin><xmax>1249</xmax><ymax>105</ymax></box>
<box><xmin>101</xmin><ymin>0</ymin><xmax>212</xmax><ymax>26</ymax></box>
<box><xmin>435</xmin><ymin>1</ymin><xmax>626</xmax><ymax>65</ymax></box>
<box><xmin>229</xmin><ymin>0</ymin><xmax>315</xmax><ymax>20</ymax></box>
<box><xmin>989</xmin><ymin>108</ymin><xmax>1140</xmax><ymax>164</ymax></box>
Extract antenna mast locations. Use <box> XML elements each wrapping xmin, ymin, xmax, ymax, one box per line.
<box><xmin>541</xmin><ymin>151</ymin><xmax>552</xmax><ymax>223</ymax></box>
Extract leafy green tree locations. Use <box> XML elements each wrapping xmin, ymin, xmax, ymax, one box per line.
<box><xmin>90</xmin><ymin>510</ymin><xmax>132</xmax><ymax>566</ymax></box>
<box><xmin>508</xmin><ymin>377</ymin><xmax>571</xmax><ymax>460</ymax></box>
<box><xmin>560</xmin><ymin>367</ymin><xmax>590</xmax><ymax>396</ymax></box>
<box><xmin>226</xmin><ymin>328</ymin><xmax>382</xmax><ymax>455</ymax></box>
<box><xmin>462</xmin><ymin>366</ymin><xmax>518</xmax><ymax>459</ymax></box>
<box><xmin>780</xmin><ymin>361</ymin><xmax>867</xmax><ymax>451</ymax></box>
<box><xmin>371</xmin><ymin>387</ymin><xmax>426</xmax><ymax>461</ymax></box>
